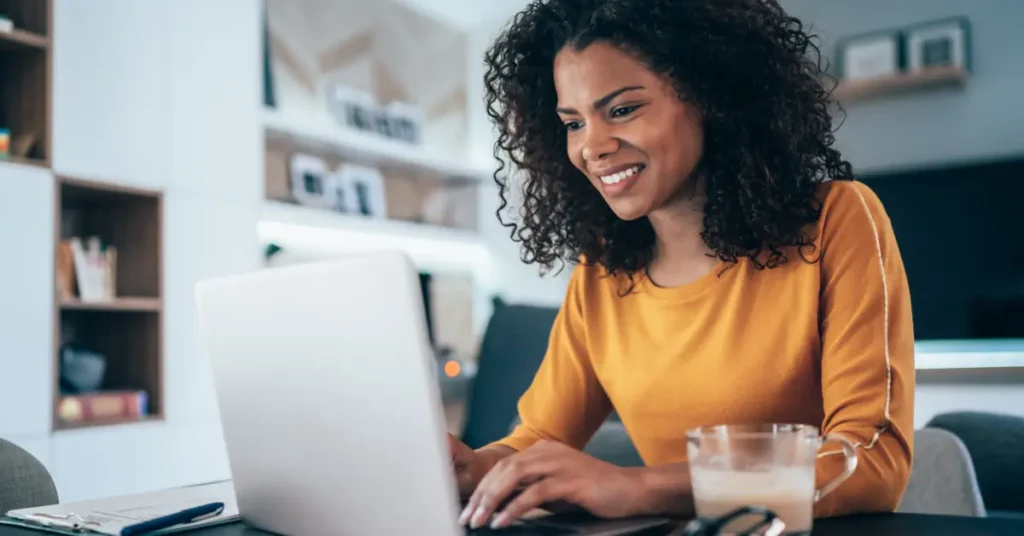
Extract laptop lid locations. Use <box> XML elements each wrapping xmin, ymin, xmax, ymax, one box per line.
<box><xmin>195</xmin><ymin>252</ymin><xmax>462</xmax><ymax>535</ymax></box>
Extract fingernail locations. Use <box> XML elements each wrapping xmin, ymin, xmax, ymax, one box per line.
<box><xmin>470</xmin><ymin>505</ymin><xmax>488</xmax><ymax>529</ymax></box>
<box><xmin>458</xmin><ymin>506</ymin><xmax>471</xmax><ymax>525</ymax></box>
<box><xmin>491</xmin><ymin>513</ymin><xmax>509</xmax><ymax>529</ymax></box>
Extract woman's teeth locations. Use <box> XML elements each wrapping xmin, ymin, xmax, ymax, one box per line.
<box><xmin>600</xmin><ymin>165</ymin><xmax>643</xmax><ymax>185</ymax></box>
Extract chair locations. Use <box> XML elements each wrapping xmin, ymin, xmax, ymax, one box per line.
<box><xmin>0</xmin><ymin>438</ymin><xmax>58</xmax><ymax>513</ymax></box>
<box><xmin>927</xmin><ymin>411</ymin><xmax>1024</xmax><ymax>518</ymax></box>
<box><xmin>897</xmin><ymin>428</ymin><xmax>986</xmax><ymax>516</ymax></box>
<box><xmin>460</xmin><ymin>299</ymin><xmax>560</xmax><ymax>450</ymax></box>
<box><xmin>460</xmin><ymin>299</ymin><xmax>645</xmax><ymax>467</ymax></box>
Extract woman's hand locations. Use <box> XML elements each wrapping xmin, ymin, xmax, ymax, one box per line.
<box><xmin>458</xmin><ymin>439</ymin><xmax>650</xmax><ymax>529</ymax></box>
<box><xmin>449</xmin><ymin>434</ymin><xmax>515</xmax><ymax>498</ymax></box>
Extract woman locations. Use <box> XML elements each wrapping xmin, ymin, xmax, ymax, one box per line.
<box><xmin>451</xmin><ymin>0</ymin><xmax>915</xmax><ymax>529</ymax></box>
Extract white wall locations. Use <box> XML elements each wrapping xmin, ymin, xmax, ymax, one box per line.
<box><xmin>0</xmin><ymin>0</ymin><xmax>263</xmax><ymax>502</ymax></box>
<box><xmin>466</xmin><ymin>13</ymin><xmax>571</xmax><ymax>309</ymax></box>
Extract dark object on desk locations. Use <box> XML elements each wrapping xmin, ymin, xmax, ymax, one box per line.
<box><xmin>679</xmin><ymin>506</ymin><xmax>785</xmax><ymax>535</ymax></box>
<box><xmin>926</xmin><ymin>411</ymin><xmax>1024</xmax><ymax>518</ymax></box>
<box><xmin>0</xmin><ymin>439</ymin><xmax>58</xmax><ymax>514</ymax></box>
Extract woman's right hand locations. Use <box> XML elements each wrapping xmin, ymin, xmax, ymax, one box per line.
<box><xmin>449</xmin><ymin>433</ymin><xmax>513</xmax><ymax>498</ymax></box>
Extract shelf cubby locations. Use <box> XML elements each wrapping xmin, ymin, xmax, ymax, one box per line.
<box><xmin>54</xmin><ymin>176</ymin><xmax>164</xmax><ymax>431</ymax></box>
<box><xmin>0</xmin><ymin>0</ymin><xmax>51</xmax><ymax>165</ymax></box>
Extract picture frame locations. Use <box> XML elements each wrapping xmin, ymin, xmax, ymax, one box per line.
<box><xmin>288</xmin><ymin>153</ymin><xmax>334</xmax><ymax>209</ymax></box>
<box><xmin>336</xmin><ymin>163</ymin><xmax>387</xmax><ymax>218</ymax></box>
<box><xmin>904</xmin><ymin>17</ymin><xmax>970</xmax><ymax>72</ymax></box>
<box><xmin>326</xmin><ymin>84</ymin><xmax>378</xmax><ymax>133</ymax></box>
<box><xmin>836</xmin><ymin>29</ymin><xmax>904</xmax><ymax>81</ymax></box>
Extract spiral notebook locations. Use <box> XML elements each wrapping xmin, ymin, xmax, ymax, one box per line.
<box><xmin>1</xmin><ymin>480</ymin><xmax>239</xmax><ymax>535</ymax></box>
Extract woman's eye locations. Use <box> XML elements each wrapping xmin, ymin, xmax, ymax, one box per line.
<box><xmin>564</xmin><ymin>121</ymin><xmax>582</xmax><ymax>132</ymax></box>
<box><xmin>611</xmin><ymin>105</ymin><xmax>640</xmax><ymax>118</ymax></box>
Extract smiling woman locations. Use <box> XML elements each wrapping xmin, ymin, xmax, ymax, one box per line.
<box><xmin>448</xmin><ymin>0</ymin><xmax>916</xmax><ymax>531</ymax></box>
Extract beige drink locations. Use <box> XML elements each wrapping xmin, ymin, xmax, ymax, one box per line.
<box><xmin>691</xmin><ymin>467</ymin><xmax>814</xmax><ymax>535</ymax></box>
<box><xmin>686</xmin><ymin>424</ymin><xmax>857</xmax><ymax>536</ymax></box>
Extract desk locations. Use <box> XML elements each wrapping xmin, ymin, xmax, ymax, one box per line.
<box><xmin>3</xmin><ymin>513</ymin><xmax>1024</xmax><ymax>535</ymax></box>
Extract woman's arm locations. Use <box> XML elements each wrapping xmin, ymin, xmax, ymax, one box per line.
<box><xmin>486</xmin><ymin>265</ymin><xmax>614</xmax><ymax>454</ymax></box>
<box><xmin>812</xmin><ymin>181</ymin><xmax>915</xmax><ymax>516</ymax></box>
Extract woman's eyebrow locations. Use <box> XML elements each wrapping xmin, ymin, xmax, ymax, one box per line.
<box><xmin>556</xmin><ymin>85</ymin><xmax>646</xmax><ymax>114</ymax></box>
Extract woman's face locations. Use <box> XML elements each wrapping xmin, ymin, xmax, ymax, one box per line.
<box><xmin>554</xmin><ymin>41</ymin><xmax>704</xmax><ymax>221</ymax></box>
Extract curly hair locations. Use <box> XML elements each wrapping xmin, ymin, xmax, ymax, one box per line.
<box><xmin>482</xmin><ymin>0</ymin><xmax>854</xmax><ymax>279</ymax></box>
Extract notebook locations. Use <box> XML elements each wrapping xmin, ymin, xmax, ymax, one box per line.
<box><xmin>1</xmin><ymin>480</ymin><xmax>240</xmax><ymax>535</ymax></box>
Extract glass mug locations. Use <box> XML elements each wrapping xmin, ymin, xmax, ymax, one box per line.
<box><xmin>685</xmin><ymin>424</ymin><xmax>858</xmax><ymax>535</ymax></box>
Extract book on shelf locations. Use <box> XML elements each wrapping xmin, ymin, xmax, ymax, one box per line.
<box><xmin>57</xmin><ymin>236</ymin><xmax>118</xmax><ymax>302</ymax></box>
<box><xmin>57</xmin><ymin>390</ymin><xmax>148</xmax><ymax>424</ymax></box>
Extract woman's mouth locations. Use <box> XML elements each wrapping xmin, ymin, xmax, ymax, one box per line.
<box><xmin>597</xmin><ymin>164</ymin><xmax>646</xmax><ymax>195</ymax></box>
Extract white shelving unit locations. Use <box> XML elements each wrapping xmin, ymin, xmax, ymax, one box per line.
<box><xmin>258</xmin><ymin>200</ymin><xmax>491</xmax><ymax>273</ymax></box>
<box><xmin>262</xmin><ymin>107</ymin><xmax>492</xmax><ymax>183</ymax></box>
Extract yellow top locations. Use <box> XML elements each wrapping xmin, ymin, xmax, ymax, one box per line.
<box><xmin>494</xmin><ymin>180</ymin><xmax>915</xmax><ymax>517</ymax></box>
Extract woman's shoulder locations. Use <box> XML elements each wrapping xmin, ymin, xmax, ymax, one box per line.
<box><xmin>813</xmin><ymin>179</ymin><xmax>896</xmax><ymax>249</ymax></box>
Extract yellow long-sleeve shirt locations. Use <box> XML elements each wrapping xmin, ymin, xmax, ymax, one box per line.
<box><xmin>493</xmin><ymin>180</ymin><xmax>915</xmax><ymax>517</ymax></box>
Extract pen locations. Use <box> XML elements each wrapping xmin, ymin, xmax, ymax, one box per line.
<box><xmin>120</xmin><ymin>502</ymin><xmax>225</xmax><ymax>536</ymax></box>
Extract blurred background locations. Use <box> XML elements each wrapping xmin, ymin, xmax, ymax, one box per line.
<box><xmin>0</xmin><ymin>0</ymin><xmax>1020</xmax><ymax>505</ymax></box>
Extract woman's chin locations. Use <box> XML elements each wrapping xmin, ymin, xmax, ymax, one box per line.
<box><xmin>607</xmin><ymin>201</ymin><xmax>653</xmax><ymax>222</ymax></box>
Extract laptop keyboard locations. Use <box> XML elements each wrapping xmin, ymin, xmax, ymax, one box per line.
<box><xmin>465</xmin><ymin>522</ymin><xmax>576</xmax><ymax>535</ymax></box>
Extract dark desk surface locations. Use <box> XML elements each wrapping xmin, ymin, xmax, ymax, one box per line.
<box><xmin>3</xmin><ymin>513</ymin><xmax>1024</xmax><ymax>535</ymax></box>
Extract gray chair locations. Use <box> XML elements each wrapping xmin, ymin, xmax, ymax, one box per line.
<box><xmin>0</xmin><ymin>438</ymin><xmax>58</xmax><ymax>513</ymax></box>
<box><xmin>898</xmin><ymin>428</ymin><xmax>986</xmax><ymax>517</ymax></box>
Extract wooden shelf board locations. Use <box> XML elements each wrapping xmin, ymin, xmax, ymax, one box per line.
<box><xmin>60</xmin><ymin>297</ymin><xmax>162</xmax><ymax>312</ymax></box>
<box><xmin>55</xmin><ymin>414</ymin><xmax>163</xmax><ymax>432</ymax></box>
<box><xmin>0</xmin><ymin>28</ymin><xmax>48</xmax><ymax>50</ymax></box>
<box><xmin>834</xmin><ymin>66</ymin><xmax>967</xmax><ymax>102</ymax></box>
<box><xmin>1</xmin><ymin>155</ymin><xmax>48</xmax><ymax>168</ymax></box>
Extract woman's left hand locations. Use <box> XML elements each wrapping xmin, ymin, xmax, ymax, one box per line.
<box><xmin>459</xmin><ymin>439</ymin><xmax>650</xmax><ymax>529</ymax></box>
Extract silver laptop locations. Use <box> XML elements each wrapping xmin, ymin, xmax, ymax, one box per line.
<box><xmin>195</xmin><ymin>251</ymin><xmax>669</xmax><ymax>535</ymax></box>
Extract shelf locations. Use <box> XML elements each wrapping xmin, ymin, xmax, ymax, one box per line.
<box><xmin>0</xmin><ymin>28</ymin><xmax>48</xmax><ymax>50</ymax></box>
<box><xmin>0</xmin><ymin>155</ymin><xmax>47</xmax><ymax>168</ymax></box>
<box><xmin>55</xmin><ymin>414</ymin><xmax>162</xmax><ymax>432</ymax></box>
<box><xmin>833</xmin><ymin>66</ymin><xmax>968</xmax><ymax>102</ymax></box>
<box><xmin>60</xmin><ymin>297</ymin><xmax>161</xmax><ymax>312</ymax></box>
<box><xmin>262</xmin><ymin>107</ymin><xmax>491</xmax><ymax>183</ymax></box>
<box><xmin>259</xmin><ymin>200</ymin><xmax>491</xmax><ymax>274</ymax></box>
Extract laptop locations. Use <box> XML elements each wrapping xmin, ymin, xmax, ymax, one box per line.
<box><xmin>195</xmin><ymin>251</ymin><xmax>670</xmax><ymax>535</ymax></box>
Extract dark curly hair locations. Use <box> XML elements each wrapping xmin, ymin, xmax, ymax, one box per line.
<box><xmin>483</xmin><ymin>0</ymin><xmax>853</xmax><ymax>279</ymax></box>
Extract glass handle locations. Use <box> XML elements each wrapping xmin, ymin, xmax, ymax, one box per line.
<box><xmin>814</xmin><ymin>434</ymin><xmax>858</xmax><ymax>502</ymax></box>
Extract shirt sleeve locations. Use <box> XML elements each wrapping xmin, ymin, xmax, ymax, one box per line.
<box><xmin>813</xmin><ymin>181</ymin><xmax>916</xmax><ymax>517</ymax></box>
<box><xmin>488</xmin><ymin>265</ymin><xmax>613</xmax><ymax>452</ymax></box>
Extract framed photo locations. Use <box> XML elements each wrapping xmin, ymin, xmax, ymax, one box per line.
<box><xmin>336</xmin><ymin>163</ymin><xmax>387</xmax><ymax>218</ymax></box>
<box><xmin>383</xmin><ymin>101</ymin><xmax>424</xmax><ymax>145</ymax></box>
<box><xmin>288</xmin><ymin>153</ymin><xmax>334</xmax><ymax>209</ymax></box>
<box><xmin>904</xmin><ymin>17</ymin><xmax>970</xmax><ymax>72</ymax></box>
<box><xmin>326</xmin><ymin>84</ymin><xmax>378</xmax><ymax>133</ymax></box>
<box><xmin>836</xmin><ymin>30</ymin><xmax>904</xmax><ymax>81</ymax></box>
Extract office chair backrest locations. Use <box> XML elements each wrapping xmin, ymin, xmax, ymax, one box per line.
<box><xmin>0</xmin><ymin>438</ymin><xmax>58</xmax><ymax>513</ymax></box>
<box><xmin>927</xmin><ymin>411</ymin><xmax>1024</xmax><ymax>515</ymax></box>
<box><xmin>898</xmin><ymin>428</ymin><xmax>986</xmax><ymax>517</ymax></box>
<box><xmin>460</xmin><ymin>300</ymin><xmax>559</xmax><ymax>449</ymax></box>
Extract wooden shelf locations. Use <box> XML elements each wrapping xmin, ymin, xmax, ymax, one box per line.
<box><xmin>0</xmin><ymin>0</ymin><xmax>52</xmax><ymax>163</ymax></box>
<box><xmin>833</xmin><ymin>66</ymin><xmax>968</xmax><ymax>102</ymax></box>
<box><xmin>0</xmin><ymin>28</ymin><xmax>48</xmax><ymax>50</ymax></box>
<box><xmin>60</xmin><ymin>297</ymin><xmax>162</xmax><ymax>312</ymax></box>
<box><xmin>1</xmin><ymin>155</ymin><xmax>47</xmax><ymax>168</ymax></box>
<box><xmin>55</xmin><ymin>414</ymin><xmax>162</xmax><ymax>432</ymax></box>
<box><xmin>54</xmin><ymin>176</ymin><xmax>164</xmax><ymax>432</ymax></box>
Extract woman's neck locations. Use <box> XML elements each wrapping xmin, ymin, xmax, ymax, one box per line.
<box><xmin>645</xmin><ymin>191</ymin><xmax>718</xmax><ymax>288</ymax></box>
